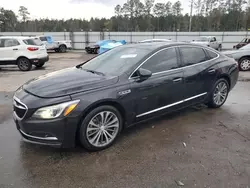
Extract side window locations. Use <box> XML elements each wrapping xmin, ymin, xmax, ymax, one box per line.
<box><xmin>140</xmin><ymin>48</ymin><xmax>179</xmax><ymax>74</ymax></box>
<box><xmin>213</xmin><ymin>37</ymin><xmax>216</xmax><ymax>42</ymax></box>
<box><xmin>39</xmin><ymin>37</ymin><xmax>47</xmax><ymax>41</ymax></box>
<box><xmin>180</xmin><ymin>47</ymin><xmax>207</xmax><ymax>66</ymax></box>
<box><xmin>0</xmin><ymin>39</ymin><xmax>4</xmax><ymax>48</ymax></box>
<box><xmin>206</xmin><ymin>49</ymin><xmax>218</xmax><ymax>60</ymax></box>
<box><xmin>3</xmin><ymin>39</ymin><xmax>20</xmax><ymax>47</ymax></box>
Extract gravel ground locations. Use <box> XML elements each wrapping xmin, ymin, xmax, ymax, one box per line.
<box><xmin>0</xmin><ymin>52</ymin><xmax>250</xmax><ymax>188</ymax></box>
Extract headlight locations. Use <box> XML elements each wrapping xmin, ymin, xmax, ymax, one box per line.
<box><xmin>32</xmin><ymin>100</ymin><xmax>80</xmax><ymax>119</ymax></box>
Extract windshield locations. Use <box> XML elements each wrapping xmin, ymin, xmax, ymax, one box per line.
<box><xmin>195</xmin><ymin>37</ymin><xmax>209</xmax><ymax>42</ymax></box>
<box><xmin>79</xmin><ymin>46</ymin><xmax>150</xmax><ymax>76</ymax></box>
<box><xmin>23</xmin><ymin>38</ymin><xmax>43</xmax><ymax>46</ymax></box>
<box><xmin>240</xmin><ymin>44</ymin><xmax>250</xmax><ymax>50</ymax></box>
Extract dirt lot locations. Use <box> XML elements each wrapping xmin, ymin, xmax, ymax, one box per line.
<box><xmin>0</xmin><ymin>52</ymin><xmax>250</xmax><ymax>188</ymax></box>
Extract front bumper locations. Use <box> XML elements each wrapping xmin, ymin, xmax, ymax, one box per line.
<box><xmin>13</xmin><ymin>111</ymin><xmax>79</xmax><ymax>148</ymax></box>
<box><xmin>13</xmin><ymin>91</ymin><xmax>80</xmax><ymax>148</ymax></box>
<box><xmin>30</xmin><ymin>56</ymin><xmax>49</xmax><ymax>65</ymax></box>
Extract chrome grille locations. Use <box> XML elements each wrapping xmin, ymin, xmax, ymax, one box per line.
<box><xmin>13</xmin><ymin>97</ymin><xmax>27</xmax><ymax>119</ymax></box>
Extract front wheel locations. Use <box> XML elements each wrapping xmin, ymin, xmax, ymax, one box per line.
<box><xmin>217</xmin><ymin>45</ymin><xmax>222</xmax><ymax>51</ymax></box>
<box><xmin>207</xmin><ymin>78</ymin><xmax>229</xmax><ymax>108</ymax></box>
<box><xmin>239</xmin><ymin>57</ymin><xmax>250</xmax><ymax>71</ymax></box>
<box><xmin>79</xmin><ymin>105</ymin><xmax>123</xmax><ymax>151</ymax></box>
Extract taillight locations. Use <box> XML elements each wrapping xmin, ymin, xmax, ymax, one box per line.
<box><xmin>27</xmin><ymin>47</ymin><xmax>39</xmax><ymax>51</ymax></box>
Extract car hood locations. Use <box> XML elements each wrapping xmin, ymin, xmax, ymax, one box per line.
<box><xmin>23</xmin><ymin>67</ymin><xmax>119</xmax><ymax>98</ymax></box>
<box><xmin>222</xmin><ymin>50</ymin><xmax>239</xmax><ymax>55</ymax></box>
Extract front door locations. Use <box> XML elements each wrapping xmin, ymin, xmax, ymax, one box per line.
<box><xmin>130</xmin><ymin>47</ymin><xmax>185</xmax><ymax>120</ymax></box>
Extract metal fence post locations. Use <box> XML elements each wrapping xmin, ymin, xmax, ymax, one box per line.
<box><xmin>130</xmin><ymin>31</ymin><xmax>132</xmax><ymax>43</ymax></box>
<box><xmin>69</xmin><ymin>31</ymin><xmax>74</xmax><ymax>49</ymax></box>
<box><xmin>222</xmin><ymin>31</ymin><xmax>225</xmax><ymax>45</ymax></box>
<box><xmin>85</xmin><ymin>31</ymin><xmax>89</xmax><ymax>47</ymax></box>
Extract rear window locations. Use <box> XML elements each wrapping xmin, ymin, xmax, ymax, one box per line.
<box><xmin>23</xmin><ymin>39</ymin><xmax>42</xmax><ymax>46</ymax></box>
<box><xmin>39</xmin><ymin>37</ymin><xmax>47</xmax><ymax>41</ymax></box>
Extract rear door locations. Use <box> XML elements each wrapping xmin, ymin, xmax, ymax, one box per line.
<box><xmin>130</xmin><ymin>47</ymin><xmax>185</xmax><ymax>120</ymax></box>
<box><xmin>0</xmin><ymin>38</ymin><xmax>20</xmax><ymax>62</ymax></box>
<box><xmin>178</xmin><ymin>46</ymin><xmax>218</xmax><ymax>104</ymax></box>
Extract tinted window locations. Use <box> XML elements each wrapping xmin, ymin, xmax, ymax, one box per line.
<box><xmin>23</xmin><ymin>38</ymin><xmax>42</xmax><ymax>46</ymax></box>
<box><xmin>80</xmin><ymin>46</ymin><xmax>150</xmax><ymax>76</ymax></box>
<box><xmin>141</xmin><ymin>48</ymin><xmax>178</xmax><ymax>73</ymax></box>
<box><xmin>206</xmin><ymin>49</ymin><xmax>218</xmax><ymax>59</ymax></box>
<box><xmin>39</xmin><ymin>37</ymin><xmax>47</xmax><ymax>41</ymax></box>
<box><xmin>0</xmin><ymin>39</ymin><xmax>20</xmax><ymax>47</ymax></box>
<box><xmin>180</xmin><ymin>47</ymin><xmax>207</xmax><ymax>66</ymax></box>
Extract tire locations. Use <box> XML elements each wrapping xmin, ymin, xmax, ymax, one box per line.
<box><xmin>17</xmin><ymin>57</ymin><xmax>32</xmax><ymax>71</ymax></box>
<box><xmin>217</xmin><ymin>45</ymin><xmax>222</xmax><ymax>51</ymax></box>
<box><xmin>79</xmin><ymin>105</ymin><xmax>123</xmax><ymax>151</ymax></box>
<box><xmin>239</xmin><ymin>57</ymin><xmax>250</xmax><ymax>71</ymax></box>
<box><xmin>207</xmin><ymin>78</ymin><xmax>229</xmax><ymax>108</ymax></box>
<box><xmin>59</xmin><ymin>45</ymin><xmax>67</xmax><ymax>53</ymax></box>
<box><xmin>35</xmin><ymin>62</ymin><xmax>45</xmax><ymax>68</ymax></box>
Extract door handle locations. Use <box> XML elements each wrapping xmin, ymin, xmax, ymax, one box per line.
<box><xmin>13</xmin><ymin>48</ymin><xmax>18</xmax><ymax>51</ymax></box>
<box><xmin>208</xmin><ymin>69</ymin><xmax>216</xmax><ymax>74</ymax></box>
<box><xmin>173</xmin><ymin>78</ymin><xmax>182</xmax><ymax>83</ymax></box>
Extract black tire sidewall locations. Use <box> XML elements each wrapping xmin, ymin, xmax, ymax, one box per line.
<box><xmin>79</xmin><ymin>105</ymin><xmax>123</xmax><ymax>151</ymax></box>
<box><xmin>239</xmin><ymin>58</ymin><xmax>250</xmax><ymax>71</ymax></box>
<box><xmin>207</xmin><ymin>78</ymin><xmax>229</xmax><ymax>108</ymax></box>
<box><xmin>17</xmin><ymin>58</ymin><xmax>32</xmax><ymax>71</ymax></box>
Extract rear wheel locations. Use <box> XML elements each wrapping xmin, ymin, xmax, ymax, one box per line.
<box><xmin>207</xmin><ymin>78</ymin><xmax>229</xmax><ymax>108</ymax></box>
<box><xmin>59</xmin><ymin>45</ymin><xmax>67</xmax><ymax>53</ymax></box>
<box><xmin>239</xmin><ymin>57</ymin><xmax>250</xmax><ymax>71</ymax></box>
<box><xmin>79</xmin><ymin>105</ymin><xmax>123</xmax><ymax>151</ymax></box>
<box><xmin>17</xmin><ymin>57</ymin><xmax>32</xmax><ymax>71</ymax></box>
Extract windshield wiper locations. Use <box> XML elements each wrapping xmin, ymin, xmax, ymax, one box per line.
<box><xmin>82</xmin><ymin>68</ymin><xmax>105</xmax><ymax>76</ymax></box>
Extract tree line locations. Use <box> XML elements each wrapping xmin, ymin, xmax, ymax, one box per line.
<box><xmin>0</xmin><ymin>0</ymin><xmax>250</xmax><ymax>32</ymax></box>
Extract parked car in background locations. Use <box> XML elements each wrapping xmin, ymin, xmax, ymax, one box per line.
<box><xmin>138</xmin><ymin>39</ymin><xmax>172</xmax><ymax>43</ymax></box>
<box><xmin>223</xmin><ymin>44</ymin><xmax>250</xmax><ymax>71</ymax></box>
<box><xmin>85</xmin><ymin>40</ymin><xmax>126</xmax><ymax>54</ymax></box>
<box><xmin>233</xmin><ymin>38</ymin><xmax>250</xmax><ymax>49</ymax></box>
<box><xmin>13</xmin><ymin>42</ymin><xmax>238</xmax><ymax>151</ymax></box>
<box><xmin>37</xmin><ymin>35</ymin><xmax>72</xmax><ymax>53</ymax></box>
<box><xmin>190</xmin><ymin>36</ymin><xmax>222</xmax><ymax>51</ymax></box>
<box><xmin>0</xmin><ymin>36</ymin><xmax>49</xmax><ymax>71</ymax></box>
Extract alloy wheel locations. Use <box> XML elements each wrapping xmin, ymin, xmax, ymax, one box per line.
<box><xmin>240</xmin><ymin>59</ymin><xmax>250</xmax><ymax>70</ymax></box>
<box><xmin>213</xmin><ymin>82</ymin><xmax>228</xmax><ymax>106</ymax></box>
<box><xmin>86</xmin><ymin>111</ymin><xmax>120</xmax><ymax>147</ymax></box>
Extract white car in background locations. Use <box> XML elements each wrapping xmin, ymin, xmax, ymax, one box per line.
<box><xmin>37</xmin><ymin>35</ymin><xmax>72</xmax><ymax>53</ymax></box>
<box><xmin>0</xmin><ymin>36</ymin><xmax>49</xmax><ymax>71</ymax></box>
<box><xmin>190</xmin><ymin>36</ymin><xmax>222</xmax><ymax>51</ymax></box>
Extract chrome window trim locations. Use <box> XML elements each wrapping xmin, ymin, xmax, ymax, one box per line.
<box><xmin>19</xmin><ymin>129</ymin><xmax>58</xmax><ymax>141</ymax></box>
<box><xmin>129</xmin><ymin>45</ymin><xmax>220</xmax><ymax>79</ymax></box>
<box><xmin>13</xmin><ymin>96</ymin><xmax>28</xmax><ymax>120</ymax></box>
<box><xmin>136</xmin><ymin>92</ymin><xmax>207</xmax><ymax>118</ymax></box>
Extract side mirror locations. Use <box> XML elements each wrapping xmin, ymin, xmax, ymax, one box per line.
<box><xmin>137</xmin><ymin>68</ymin><xmax>152</xmax><ymax>79</ymax></box>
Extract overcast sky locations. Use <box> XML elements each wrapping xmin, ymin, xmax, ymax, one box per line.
<box><xmin>1</xmin><ymin>0</ymin><xmax>190</xmax><ymax>20</ymax></box>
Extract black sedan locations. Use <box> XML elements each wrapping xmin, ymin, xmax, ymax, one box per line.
<box><xmin>13</xmin><ymin>42</ymin><xmax>239</xmax><ymax>151</ymax></box>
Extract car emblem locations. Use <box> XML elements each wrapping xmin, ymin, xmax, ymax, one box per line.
<box><xmin>118</xmin><ymin>90</ymin><xmax>131</xmax><ymax>96</ymax></box>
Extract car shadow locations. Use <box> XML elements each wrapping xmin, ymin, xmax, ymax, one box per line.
<box><xmin>0</xmin><ymin>66</ymin><xmax>46</xmax><ymax>72</ymax></box>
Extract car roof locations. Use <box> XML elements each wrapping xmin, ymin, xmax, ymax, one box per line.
<box><xmin>0</xmin><ymin>36</ymin><xmax>37</xmax><ymax>40</ymax></box>
<box><xmin>122</xmin><ymin>41</ymin><xmax>191</xmax><ymax>50</ymax></box>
